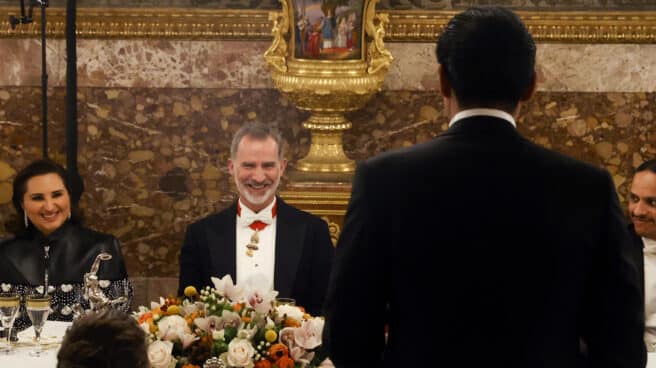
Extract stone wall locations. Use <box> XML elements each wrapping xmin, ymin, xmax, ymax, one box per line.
<box><xmin>1</xmin><ymin>26</ymin><xmax>655</xmax><ymax>307</ymax></box>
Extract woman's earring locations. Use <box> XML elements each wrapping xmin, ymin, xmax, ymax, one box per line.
<box><xmin>67</xmin><ymin>212</ymin><xmax>71</xmax><ymax>220</ymax></box>
<box><xmin>24</xmin><ymin>212</ymin><xmax>28</xmax><ymax>227</ymax></box>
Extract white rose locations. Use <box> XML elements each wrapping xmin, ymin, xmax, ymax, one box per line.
<box><xmin>156</xmin><ymin>315</ymin><xmax>190</xmax><ymax>342</ymax></box>
<box><xmin>227</xmin><ymin>338</ymin><xmax>255</xmax><ymax>367</ymax></box>
<box><xmin>147</xmin><ymin>340</ymin><xmax>174</xmax><ymax>368</ymax></box>
<box><xmin>276</xmin><ymin>304</ymin><xmax>304</xmax><ymax>322</ymax></box>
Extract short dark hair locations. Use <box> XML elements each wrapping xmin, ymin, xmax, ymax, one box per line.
<box><xmin>11</xmin><ymin>159</ymin><xmax>71</xmax><ymax>222</ymax></box>
<box><xmin>636</xmin><ymin>159</ymin><xmax>656</xmax><ymax>174</ymax></box>
<box><xmin>57</xmin><ymin>309</ymin><xmax>149</xmax><ymax>368</ymax></box>
<box><xmin>436</xmin><ymin>7</ymin><xmax>536</xmax><ymax>112</ymax></box>
<box><xmin>230</xmin><ymin>122</ymin><xmax>284</xmax><ymax>160</ymax></box>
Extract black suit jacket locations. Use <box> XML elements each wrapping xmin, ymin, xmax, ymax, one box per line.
<box><xmin>178</xmin><ymin>197</ymin><xmax>334</xmax><ymax>315</ymax></box>
<box><xmin>628</xmin><ymin>224</ymin><xmax>646</xmax><ymax>301</ymax></box>
<box><xmin>323</xmin><ymin>116</ymin><xmax>645</xmax><ymax>368</ymax></box>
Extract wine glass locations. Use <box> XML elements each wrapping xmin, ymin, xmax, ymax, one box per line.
<box><xmin>275</xmin><ymin>297</ymin><xmax>296</xmax><ymax>306</ymax></box>
<box><xmin>0</xmin><ymin>293</ymin><xmax>20</xmax><ymax>354</ymax></box>
<box><xmin>25</xmin><ymin>294</ymin><xmax>51</xmax><ymax>357</ymax></box>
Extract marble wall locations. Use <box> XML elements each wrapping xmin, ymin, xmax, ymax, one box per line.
<box><xmin>1</xmin><ymin>35</ymin><xmax>655</xmax><ymax>305</ymax></box>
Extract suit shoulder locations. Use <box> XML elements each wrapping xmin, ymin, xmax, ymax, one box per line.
<box><xmin>187</xmin><ymin>206</ymin><xmax>235</xmax><ymax>232</ymax></box>
<box><xmin>526</xmin><ymin>141</ymin><xmax>609</xmax><ymax>180</ymax></box>
<box><xmin>280</xmin><ymin>200</ymin><xmax>326</xmax><ymax>227</ymax></box>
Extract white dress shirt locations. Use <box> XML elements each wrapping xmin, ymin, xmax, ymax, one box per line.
<box><xmin>644</xmin><ymin>236</ymin><xmax>656</xmax><ymax>348</ymax></box>
<box><xmin>448</xmin><ymin>108</ymin><xmax>517</xmax><ymax>128</ymax></box>
<box><xmin>236</xmin><ymin>198</ymin><xmax>277</xmax><ymax>292</ymax></box>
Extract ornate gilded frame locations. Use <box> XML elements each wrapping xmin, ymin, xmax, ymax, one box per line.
<box><xmin>0</xmin><ymin>7</ymin><xmax>655</xmax><ymax>43</ymax></box>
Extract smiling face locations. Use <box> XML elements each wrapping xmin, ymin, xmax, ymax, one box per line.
<box><xmin>22</xmin><ymin>173</ymin><xmax>71</xmax><ymax>235</ymax></box>
<box><xmin>228</xmin><ymin>135</ymin><xmax>286</xmax><ymax>213</ymax></box>
<box><xmin>629</xmin><ymin>170</ymin><xmax>656</xmax><ymax>240</ymax></box>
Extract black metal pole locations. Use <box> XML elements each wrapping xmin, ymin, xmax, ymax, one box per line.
<box><xmin>40</xmin><ymin>0</ymin><xmax>48</xmax><ymax>159</ymax></box>
<box><xmin>65</xmin><ymin>0</ymin><xmax>83</xmax><ymax>205</ymax></box>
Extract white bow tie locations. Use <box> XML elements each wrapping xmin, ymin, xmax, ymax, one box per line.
<box><xmin>238</xmin><ymin>212</ymin><xmax>273</xmax><ymax>227</ymax></box>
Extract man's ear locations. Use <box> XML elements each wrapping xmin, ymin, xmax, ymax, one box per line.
<box><xmin>228</xmin><ymin>159</ymin><xmax>235</xmax><ymax>176</ymax></box>
<box><xmin>520</xmin><ymin>71</ymin><xmax>537</xmax><ymax>102</ymax></box>
<box><xmin>280</xmin><ymin>159</ymin><xmax>287</xmax><ymax>175</ymax></box>
<box><xmin>439</xmin><ymin>64</ymin><xmax>452</xmax><ymax>98</ymax></box>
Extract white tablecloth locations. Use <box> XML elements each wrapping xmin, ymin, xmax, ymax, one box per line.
<box><xmin>2</xmin><ymin>327</ymin><xmax>656</xmax><ymax>368</ymax></box>
<box><xmin>0</xmin><ymin>321</ymin><xmax>70</xmax><ymax>368</ymax></box>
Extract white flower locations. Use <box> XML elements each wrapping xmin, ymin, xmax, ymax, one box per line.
<box><xmin>265</xmin><ymin>317</ymin><xmax>275</xmax><ymax>329</ymax></box>
<box><xmin>246</xmin><ymin>289</ymin><xmax>277</xmax><ymax>315</ymax></box>
<box><xmin>180</xmin><ymin>332</ymin><xmax>198</xmax><ymax>349</ymax></box>
<box><xmin>61</xmin><ymin>284</ymin><xmax>73</xmax><ymax>293</ymax></box>
<box><xmin>237</xmin><ymin>324</ymin><xmax>258</xmax><ymax>340</ymax></box>
<box><xmin>290</xmin><ymin>346</ymin><xmax>315</xmax><ymax>365</ymax></box>
<box><xmin>212</xmin><ymin>329</ymin><xmax>225</xmax><ymax>341</ymax></box>
<box><xmin>194</xmin><ymin>315</ymin><xmax>222</xmax><ymax>333</ymax></box>
<box><xmin>140</xmin><ymin>321</ymin><xmax>151</xmax><ymax>335</ymax></box>
<box><xmin>151</xmin><ymin>297</ymin><xmax>166</xmax><ymax>310</ymax></box>
<box><xmin>275</xmin><ymin>304</ymin><xmax>304</xmax><ymax>323</ymax></box>
<box><xmin>156</xmin><ymin>315</ymin><xmax>191</xmax><ymax>342</ymax></box>
<box><xmin>294</xmin><ymin>318</ymin><xmax>324</xmax><ymax>350</ymax></box>
<box><xmin>147</xmin><ymin>340</ymin><xmax>175</xmax><ymax>368</ymax></box>
<box><xmin>227</xmin><ymin>338</ymin><xmax>255</xmax><ymax>367</ymax></box>
<box><xmin>211</xmin><ymin>275</ymin><xmax>244</xmax><ymax>302</ymax></box>
<box><xmin>217</xmin><ymin>310</ymin><xmax>242</xmax><ymax>330</ymax></box>
<box><xmin>279</xmin><ymin>327</ymin><xmax>296</xmax><ymax>349</ymax></box>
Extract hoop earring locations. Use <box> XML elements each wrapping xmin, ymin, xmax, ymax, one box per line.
<box><xmin>24</xmin><ymin>212</ymin><xmax>28</xmax><ymax>228</ymax></box>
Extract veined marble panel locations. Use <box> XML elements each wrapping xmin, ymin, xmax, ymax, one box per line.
<box><xmin>77</xmin><ymin>40</ymin><xmax>193</xmax><ymax>88</ymax></box>
<box><xmin>2</xmin><ymin>39</ymin><xmax>655</xmax><ymax>92</ymax></box>
<box><xmin>189</xmin><ymin>41</ymin><xmax>273</xmax><ymax>89</ymax></box>
<box><xmin>384</xmin><ymin>43</ymin><xmax>656</xmax><ymax>92</ymax></box>
<box><xmin>0</xmin><ymin>39</ymin><xmax>64</xmax><ymax>87</ymax></box>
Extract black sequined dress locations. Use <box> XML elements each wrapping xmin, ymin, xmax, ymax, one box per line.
<box><xmin>0</xmin><ymin>221</ymin><xmax>132</xmax><ymax>330</ymax></box>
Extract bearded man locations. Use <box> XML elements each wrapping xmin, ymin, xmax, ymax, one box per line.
<box><xmin>178</xmin><ymin>122</ymin><xmax>334</xmax><ymax>315</ymax></box>
<box><xmin>628</xmin><ymin>159</ymin><xmax>656</xmax><ymax>348</ymax></box>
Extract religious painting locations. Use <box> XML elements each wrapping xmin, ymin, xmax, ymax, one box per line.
<box><xmin>292</xmin><ymin>0</ymin><xmax>365</xmax><ymax>60</ymax></box>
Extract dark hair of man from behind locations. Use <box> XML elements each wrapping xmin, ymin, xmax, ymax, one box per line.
<box><xmin>57</xmin><ymin>309</ymin><xmax>149</xmax><ymax>368</ymax></box>
<box><xmin>636</xmin><ymin>159</ymin><xmax>656</xmax><ymax>174</ymax></box>
<box><xmin>436</xmin><ymin>6</ymin><xmax>536</xmax><ymax>112</ymax></box>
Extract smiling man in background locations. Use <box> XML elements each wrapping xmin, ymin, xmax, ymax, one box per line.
<box><xmin>178</xmin><ymin>122</ymin><xmax>334</xmax><ymax>315</ymax></box>
<box><xmin>629</xmin><ymin>159</ymin><xmax>656</xmax><ymax>349</ymax></box>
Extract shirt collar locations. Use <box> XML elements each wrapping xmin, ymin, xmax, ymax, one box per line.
<box><xmin>644</xmin><ymin>236</ymin><xmax>656</xmax><ymax>250</ymax></box>
<box><xmin>448</xmin><ymin>108</ymin><xmax>517</xmax><ymax>129</ymax></box>
<box><xmin>237</xmin><ymin>197</ymin><xmax>277</xmax><ymax>219</ymax></box>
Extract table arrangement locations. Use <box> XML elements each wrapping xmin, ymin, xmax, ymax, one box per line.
<box><xmin>136</xmin><ymin>274</ymin><xmax>333</xmax><ymax>368</ymax></box>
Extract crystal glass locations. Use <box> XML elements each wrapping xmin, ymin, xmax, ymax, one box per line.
<box><xmin>25</xmin><ymin>295</ymin><xmax>51</xmax><ymax>357</ymax></box>
<box><xmin>275</xmin><ymin>297</ymin><xmax>296</xmax><ymax>306</ymax></box>
<box><xmin>0</xmin><ymin>294</ymin><xmax>20</xmax><ymax>354</ymax></box>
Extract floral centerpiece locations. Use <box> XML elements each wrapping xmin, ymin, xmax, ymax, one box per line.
<box><xmin>133</xmin><ymin>275</ymin><xmax>333</xmax><ymax>368</ymax></box>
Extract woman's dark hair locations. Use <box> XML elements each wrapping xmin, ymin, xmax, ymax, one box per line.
<box><xmin>9</xmin><ymin>159</ymin><xmax>78</xmax><ymax>234</ymax></box>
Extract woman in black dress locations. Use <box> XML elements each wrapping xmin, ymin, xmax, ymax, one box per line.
<box><xmin>0</xmin><ymin>159</ymin><xmax>131</xmax><ymax>329</ymax></box>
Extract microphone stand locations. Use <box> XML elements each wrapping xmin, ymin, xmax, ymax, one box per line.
<box><xmin>9</xmin><ymin>0</ymin><xmax>49</xmax><ymax>159</ymax></box>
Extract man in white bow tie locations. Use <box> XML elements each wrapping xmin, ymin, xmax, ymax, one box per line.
<box><xmin>629</xmin><ymin>159</ymin><xmax>656</xmax><ymax>348</ymax></box>
<box><xmin>178</xmin><ymin>122</ymin><xmax>334</xmax><ymax>315</ymax></box>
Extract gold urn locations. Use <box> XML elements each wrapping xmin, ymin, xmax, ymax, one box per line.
<box><xmin>264</xmin><ymin>0</ymin><xmax>393</xmax><ymax>183</ymax></box>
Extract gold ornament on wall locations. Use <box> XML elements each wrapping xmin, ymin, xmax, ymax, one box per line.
<box><xmin>264</xmin><ymin>0</ymin><xmax>393</xmax><ymax>183</ymax></box>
